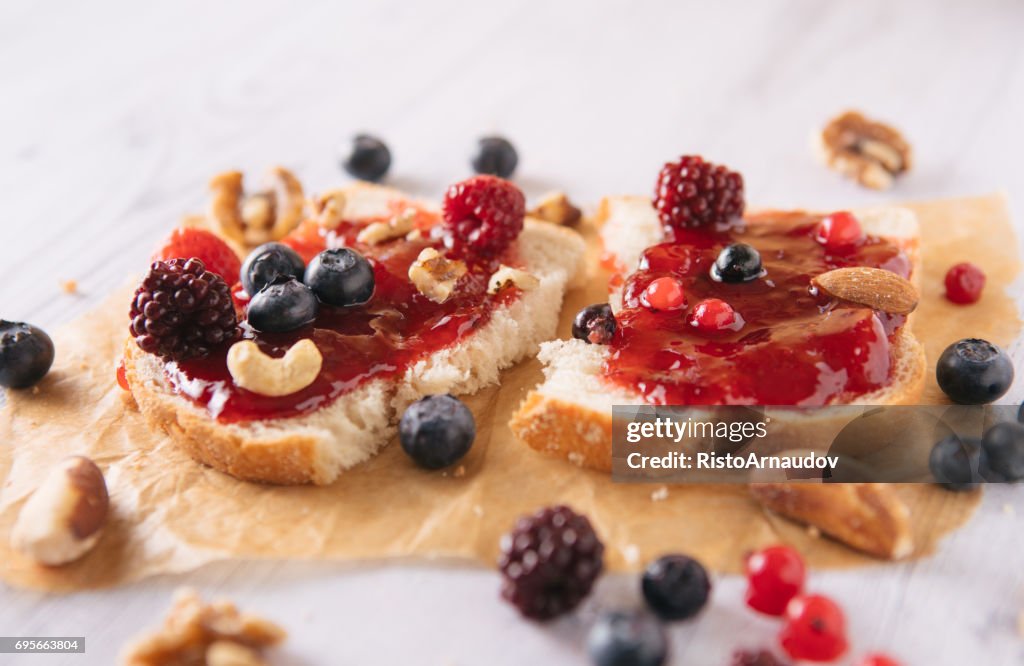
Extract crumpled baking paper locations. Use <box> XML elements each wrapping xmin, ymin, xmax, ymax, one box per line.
<box><xmin>0</xmin><ymin>193</ymin><xmax>1016</xmax><ymax>591</ymax></box>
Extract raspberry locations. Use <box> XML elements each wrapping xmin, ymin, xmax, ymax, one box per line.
<box><xmin>744</xmin><ymin>545</ymin><xmax>806</xmax><ymax>616</ymax></box>
<box><xmin>153</xmin><ymin>228</ymin><xmax>242</xmax><ymax>282</ymax></box>
<box><xmin>130</xmin><ymin>258</ymin><xmax>239</xmax><ymax>362</ymax></box>
<box><xmin>442</xmin><ymin>175</ymin><xmax>525</xmax><ymax>256</ymax></box>
<box><xmin>944</xmin><ymin>262</ymin><xmax>985</xmax><ymax>304</ymax></box>
<box><xmin>815</xmin><ymin>212</ymin><xmax>863</xmax><ymax>251</ymax></box>
<box><xmin>642</xmin><ymin>277</ymin><xmax>686</xmax><ymax>311</ymax></box>
<box><xmin>731</xmin><ymin>649</ymin><xmax>791</xmax><ymax>666</ymax></box>
<box><xmin>498</xmin><ymin>505</ymin><xmax>604</xmax><ymax>620</ymax></box>
<box><xmin>653</xmin><ymin>155</ymin><xmax>744</xmax><ymax>233</ymax></box>
<box><xmin>779</xmin><ymin>594</ymin><xmax>848</xmax><ymax>662</ymax></box>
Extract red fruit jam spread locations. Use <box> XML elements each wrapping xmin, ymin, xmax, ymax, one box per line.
<box><xmin>603</xmin><ymin>212</ymin><xmax>911</xmax><ymax>405</ymax></box>
<box><xmin>166</xmin><ymin>201</ymin><xmax>521</xmax><ymax>422</ymax></box>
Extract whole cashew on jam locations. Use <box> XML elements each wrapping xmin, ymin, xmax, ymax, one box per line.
<box><xmin>227</xmin><ymin>339</ymin><xmax>323</xmax><ymax>397</ymax></box>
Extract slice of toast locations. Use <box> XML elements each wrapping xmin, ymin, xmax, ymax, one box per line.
<box><xmin>126</xmin><ymin>183</ymin><xmax>586</xmax><ymax>485</ymax></box>
<box><xmin>510</xmin><ymin>196</ymin><xmax>926</xmax><ymax>473</ymax></box>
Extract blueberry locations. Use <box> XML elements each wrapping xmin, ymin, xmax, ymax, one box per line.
<box><xmin>929</xmin><ymin>434</ymin><xmax>983</xmax><ymax>491</ymax></box>
<box><xmin>304</xmin><ymin>248</ymin><xmax>375</xmax><ymax>307</ymax></box>
<box><xmin>241</xmin><ymin>243</ymin><xmax>305</xmax><ymax>296</ymax></box>
<box><xmin>981</xmin><ymin>422</ymin><xmax>1024</xmax><ymax>482</ymax></box>
<box><xmin>936</xmin><ymin>338</ymin><xmax>1014</xmax><ymax>404</ymax></box>
<box><xmin>471</xmin><ymin>136</ymin><xmax>519</xmax><ymax>179</ymax></box>
<box><xmin>573</xmin><ymin>303</ymin><xmax>617</xmax><ymax>345</ymax></box>
<box><xmin>342</xmin><ymin>134</ymin><xmax>391</xmax><ymax>182</ymax></box>
<box><xmin>1017</xmin><ymin>401</ymin><xmax>1024</xmax><ymax>424</ymax></box>
<box><xmin>399</xmin><ymin>394</ymin><xmax>476</xmax><ymax>469</ymax></box>
<box><xmin>710</xmin><ymin>243</ymin><xmax>763</xmax><ymax>283</ymax></box>
<box><xmin>0</xmin><ymin>321</ymin><xmax>55</xmax><ymax>388</ymax></box>
<box><xmin>247</xmin><ymin>278</ymin><xmax>318</xmax><ymax>333</ymax></box>
<box><xmin>641</xmin><ymin>554</ymin><xmax>711</xmax><ymax>621</ymax></box>
<box><xmin>587</xmin><ymin>610</ymin><xmax>668</xmax><ymax>666</ymax></box>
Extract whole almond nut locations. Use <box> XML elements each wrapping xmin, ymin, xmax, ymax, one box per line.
<box><xmin>812</xmin><ymin>267</ymin><xmax>918</xmax><ymax>315</ymax></box>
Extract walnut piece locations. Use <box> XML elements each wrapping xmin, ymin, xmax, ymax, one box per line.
<box><xmin>227</xmin><ymin>339</ymin><xmax>322</xmax><ymax>397</ymax></box>
<box><xmin>487</xmin><ymin>265</ymin><xmax>539</xmax><ymax>294</ymax></box>
<box><xmin>357</xmin><ymin>208</ymin><xmax>416</xmax><ymax>245</ymax></box>
<box><xmin>311</xmin><ymin>188</ymin><xmax>348</xmax><ymax>230</ymax></box>
<box><xmin>529</xmin><ymin>191</ymin><xmax>582</xmax><ymax>226</ymax></box>
<box><xmin>817</xmin><ymin>110</ymin><xmax>911</xmax><ymax>190</ymax></box>
<box><xmin>121</xmin><ymin>588</ymin><xmax>286</xmax><ymax>666</ymax></box>
<box><xmin>408</xmin><ymin>248</ymin><xmax>467</xmax><ymax>303</ymax></box>
<box><xmin>209</xmin><ymin>167</ymin><xmax>305</xmax><ymax>245</ymax></box>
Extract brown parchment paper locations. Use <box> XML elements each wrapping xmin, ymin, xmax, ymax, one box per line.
<box><xmin>0</xmin><ymin>193</ymin><xmax>1018</xmax><ymax>592</ymax></box>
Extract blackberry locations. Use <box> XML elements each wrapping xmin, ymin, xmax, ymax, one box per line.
<box><xmin>653</xmin><ymin>155</ymin><xmax>744</xmax><ymax>233</ymax></box>
<box><xmin>498</xmin><ymin>505</ymin><xmax>604</xmax><ymax>620</ymax></box>
<box><xmin>442</xmin><ymin>175</ymin><xmax>525</xmax><ymax>256</ymax></box>
<box><xmin>130</xmin><ymin>258</ymin><xmax>238</xmax><ymax>362</ymax></box>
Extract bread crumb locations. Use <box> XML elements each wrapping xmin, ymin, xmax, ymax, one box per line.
<box><xmin>623</xmin><ymin>544</ymin><xmax>640</xmax><ymax>565</ymax></box>
<box><xmin>31</xmin><ymin>386</ymin><xmax>40</xmax><ymax>395</ymax></box>
<box><xmin>1003</xmin><ymin>503</ymin><xmax>1016</xmax><ymax>517</ymax></box>
<box><xmin>472</xmin><ymin>505</ymin><xmax>484</xmax><ymax>517</ymax></box>
<box><xmin>60</xmin><ymin>279</ymin><xmax>78</xmax><ymax>294</ymax></box>
<box><xmin>807</xmin><ymin>526</ymin><xmax>822</xmax><ymax>539</ymax></box>
<box><xmin>453</xmin><ymin>465</ymin><xmax>466</xmax><ymax>478</ymax></box>
<box><xmin>651</xmin><ymin>486</ymin><xmax>669</xmax><ymax>502</ymax></box>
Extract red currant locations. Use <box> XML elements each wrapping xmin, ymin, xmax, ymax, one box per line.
<box><xmin>944</xmin><ymin>262</ymin><xmax>985</xmax><ymax>304</ymax></box>
<box><xmin>744</xmin><ymin>545</ymin><xmax>806</xmax><ymax>616</ymax></box>
<box><xmin>815</xmin><ymin>212</ymin><xmax>863</xmax><ymax>251</ymax></box>
<box><xmin>857</xmin><ymin>654</ymin><xmax>902</xmax><ymax>666</ymax></box>
<box><xmin>643</xmin><ymin>277</ymin><xmax>686</xmax><ymax>310</ymax></box>
<box><xmin>780</xmin><ymin>594</ymin><xmax>848</xmax><ymax>662</ymax></box>
<box><xmin>689</xmin><ymin>298</ymin><xmax>742</xmax><ymax>333</ymax></box>
<box><xmin>116</xmin><ymin>359</ymin><xmax>130</xmax><ymax>391</ymax></box>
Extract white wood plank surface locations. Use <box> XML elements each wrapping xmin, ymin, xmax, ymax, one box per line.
<box><xmin>1</xmin><ymin>1</ymin><xmax>1023</xmax><ymax>664</ymax></box>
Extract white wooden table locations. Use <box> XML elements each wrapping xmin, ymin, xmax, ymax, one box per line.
<box><xmin>2</xmin><ymin>1</ymin><xmax>1023</xmax><ymax>663</ymax></box>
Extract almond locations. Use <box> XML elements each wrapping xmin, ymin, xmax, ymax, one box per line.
<box><xmin>812</xmin><ymin>267</ymin><xmax>918</xmax><ymax>315</ymax></box>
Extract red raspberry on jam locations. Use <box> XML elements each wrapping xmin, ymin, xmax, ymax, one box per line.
<box><xmin>779</xmin><ymin>594</ymin><xmax>848</xmax><ymax>662</ymax></box>
<box><xmin>689</xmin><ymin>298</ymin><xmax>742</xmax><ymax>334</ymax></box>
<box><xmin>858</xmin><ymin>654</ymin><xmax>902</xmax><ymax>666</ymax></box>
<box><xmin>642</xmin><ymin>277</ymin><xmax>686</xmax><ymax>311</ymax></box>
<box><xmin>442</xmin><ymin>175</ymin><xmax>525</xmax><ymax>256</ymax></box>
<box><xmin>944</xmin><ymin>262</ymin><xmax>985</xmax><ymax>304</ymax></box>
<box><xmin>744</xmin><ymin>545</ymin><xmax>806</xmax><ymax>616</ymax></box>
<box><xmin>815</xmin><ymin>211</ymin><xmax>863</xmax><ymax>251</ymax></box>
<box><xmin>653</xmin><ymin>155</ymin><xmax>744</xmax><ymax>234</ymax></box>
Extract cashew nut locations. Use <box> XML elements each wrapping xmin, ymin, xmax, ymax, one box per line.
<box><xmin>11</xmin><ymin>455</ymin><xmax>109</xmax><ymax>566</ymax></box>
<box><xmin>227</xmin><ymin>339</ymin><xmax>322</xmax><ymax>397</ymax></box>
<box><xmin>208</xmin><ymin>167</ymin><xmax>306</xmax><ymax>245</ymax></box>
<box><xmin>408</xmin><ymin>248</ymin><xmax>467</xmax><ymax>303</ymax></box>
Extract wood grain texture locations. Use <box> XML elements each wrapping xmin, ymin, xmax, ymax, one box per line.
<box><xmin>1</xmin><ymin>0</ymin><xmax>1023</xmax><ymax>664</ymax></box>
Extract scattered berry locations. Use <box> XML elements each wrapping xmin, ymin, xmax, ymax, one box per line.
<box><xmin>689</xmin><ymin>298</ymin><xmax>742</xmax><ymax>334</ymax></box>
<box><xmin>152</xmin><ymin>227</ymin><xmax>242</xmax><ymax>281</ymax></box>
<box><xmin>935</xmin><ymin>338</ymin><xmax>1014</xmax><ymax>404</ymax></box>
<box><xmin>342</xmin><ymin>134</ymin><xmax>391</xmax><ymax>182</ymax></box>
<box><xmin>731</xmin><ymin>649</ymin><xmax>791</xmax><ymax>666</ymax></box>
<box><xmin>399</xmin><ymin>394</ymin><xmax>476</xmax><ymax>469</ymax></box>
<box><xmin>240</xmin><ymin>242</ymin><xmax>306</xmax><ymax>296</ymax></box>
<box><xmin>442</xmin><ymin>175</ymin><xmax>525</xmax><ymax>256</ymax></box>
<box><xmin>572</xmin><ymin>304</ymin><xmax>617</xmax><ymax>345</ymax></box>
<box><xmin>779</xmin><ymin>594</ymin><xmax>849</xmax><ymax>663</ymax></box>
<box><xmin>929</xmin><ymin>434</ymin><xmax>982</xmax><ymax>491</ymax></box>
<box><xmin>815</xmin><ymin>212</ymin><xmax>863</xmax><ymax>251</ymax></box>
<box><xmin>944</xmin><ymin>262</ymin><xmax>985</xmax><ymax>305</ymax></box>
<box><xmin>744</xmin><ymin>545</ymin><xmax>806</xmax><ymax>616</ymax></box>
<box><xmin>0</xmin><ymin>321</ymin><xmax>55</xmax><ymax>389</ymax></box>
<box><xmin>471</xmin><ymin>136</ymin><xmax>519</xmax><ymax>179</ymax></box>
<box><xmin>130</xmin><ymin>258</ymin><xmax>238</xmax><ymax>362</ymax></box>
<box><xmin>498</xmin><ymin>505</ymin><xmax>604</xmax><ymax>620</ymax></box>
<box><xmin>587</xmin><ymin>610</ymin><xmax>668</xmax><ymax>666</ymax></box>
<box><xmin>857</xmin><ymin>654</ymin><xmax>902</xmax><ymax>666</ymax></box>
<box><xmin>980</xmin><ymin>422</ymin><xmax>1024</xmax><ymax>482</ymax></box>
<box><xmin>642</xmin><ymin>277</ymin><xmax>687</xmax><ymax>311</ymax></box>
<box><xmin>246</xmin><ymin>278</ymin><xmax>318</xmax><ymax>333</ymax></box>
<box><xmin>116</xmin><ymin>359</ymin><xmax>129</xmax><ymax>391</ymax></box>
<box><xmin>304</xmin><ymin>248</ymin><xmax>375</xmax><ymax>307</ymax></box>
<box><xmin>653</xmin><ymin>155</ymin><xmax>744</xmax><ymax>233</ymax></box>
<box><xmin>641</xmin><ymin>554</ymin><xmax>711</xmax><ymax>621</ymax></box>
<box><xmin>711</xmin><ymin>243</ymin><xmax>763</xmax><ymax>283</ymax></box>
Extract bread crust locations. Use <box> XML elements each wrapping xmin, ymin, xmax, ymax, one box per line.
<box><xmin>125</xmin><ymin>184</ymin><xmax>586</xmax><ymax>485</ymax></box>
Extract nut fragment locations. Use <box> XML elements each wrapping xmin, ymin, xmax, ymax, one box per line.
<box><xmin>312</xmin><ymin>188</ymin><xmax>348</xmax><ymax>229</ymax></box>
<box><xmin>812</xmin><ymin>267</ymin><xmax>918</xmax><ymax>315</ymax></box>
<box><xmin>408</xmin><ymin>248</ymin><xmax>467</xmax><ymax>303</ymax></box>
<box><xmin>487</xmin><ymin>265</ymin><xmax>540</xmax><ymax>294</ymax></box>
<box><xmin>209</xmin><ymin>167</ymin><xmax>305</xmax><ymax>245</ymax></box>
<box><xmin>529</xmin><ymin>191</ymin><xmax>582</xmax><ymax>226</ymax></box>
<box><xmin>10</xmin><ymin>455</ymin><xmax>109</xmax><ymax>566</ymax></box>
<box><xmin>121</xmin><ymin>588</ymin><xmax>286</xmax><ymax>666</ymax></box>
<box><xmin>816</xmin><ymin>110</ymin><xmax>911</xmax><ymax>190</ymax></box>
<box><xmin>227</xmin><ymin>339</ymin><xmax>322</xmax><ymax>397</ymax></box>
<box><xmin>357</xmin><ymin>208</ymin><xmax>416</xmax><ymax>245</ymax></box>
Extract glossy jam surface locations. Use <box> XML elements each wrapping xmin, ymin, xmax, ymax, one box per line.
<box><xmin>167</xmin><ymin>203</ymin><xmax>519</xmax><ymax>422</ymax></box>
<box><xmin>603</xmin><ymin>212</ymin><xmax>910</xmax><ymax>405</ymax></box>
